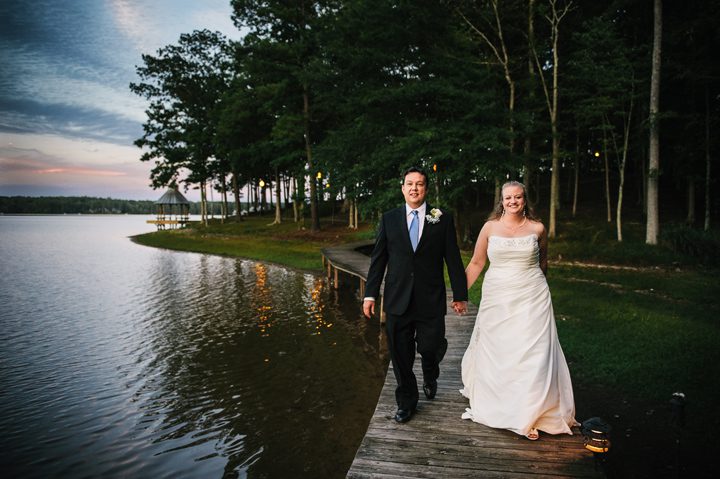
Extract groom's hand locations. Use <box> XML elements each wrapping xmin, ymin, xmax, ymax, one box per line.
<box><xmin>451</xmin><ymin>301</ymin><xmax>468</xmax><ymax>315</ymax></box>
<box><xmin>363</xmin><ymin>299</ymin><xmax>375</xmax><ymax>318</ymax></box>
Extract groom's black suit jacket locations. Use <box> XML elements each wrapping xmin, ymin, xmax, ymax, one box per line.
<box><xmin>366</xmin><ymin>205</ymin><xmax>467</xmax><ymax>317</ymax></box>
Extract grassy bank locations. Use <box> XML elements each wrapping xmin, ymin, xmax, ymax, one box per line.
<box><xmin>136</xmin><ymin>212</ymin><xmax>718</xmax><ymax>477</ymax></box>
<box><xmin>133</xmin><ymin>216</ymin><xmax>374</xmax><ymax>271</ymax></box>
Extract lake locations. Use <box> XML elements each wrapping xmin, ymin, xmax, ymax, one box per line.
<box><xmin>0</xmin><ymin>215</ymin><xmax>387</xmax><ymax>478</ymax></box>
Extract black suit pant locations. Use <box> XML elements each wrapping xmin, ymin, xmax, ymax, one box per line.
<box><xmin>385</xmin><ymin>301</ymin><xmax>447</xmax><ymax>410</ymax></box>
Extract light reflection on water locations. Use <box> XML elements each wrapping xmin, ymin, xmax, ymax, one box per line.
<box><xmin>0</xmin><ymin>216</ymin><xmax>387</xmax><ymax>479</ymax></box>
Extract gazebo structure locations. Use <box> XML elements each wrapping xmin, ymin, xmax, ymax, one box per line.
<box><xmin>147</xmin><ymin>187</ymin><xmax>190</xmax><ymax>230</ymax></box>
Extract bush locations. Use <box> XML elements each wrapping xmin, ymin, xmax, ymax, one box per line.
<box><xmin>660</xmin><ymin>224</ymin><xmax>720</xmax><ymax>267</ymax></box>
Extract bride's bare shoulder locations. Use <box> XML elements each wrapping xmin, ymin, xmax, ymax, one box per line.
<box><xmin>481</xmin><ymin>219</ymin><xmax>501</xmax><ymax>236</ymax></box>
<box><xmin>527</xmin><ymin>219</ymin><xmax>545</xmax><ymax>236</ymax></box>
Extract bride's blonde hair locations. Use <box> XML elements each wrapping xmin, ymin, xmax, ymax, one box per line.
<box><xmin>488</xmin><ymin>181</ymin><xmax>540</xmax><ymax>221</ymax></box>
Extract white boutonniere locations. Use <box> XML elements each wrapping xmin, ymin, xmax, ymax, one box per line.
<box><xmin>426</xmin><ymin>208</ymin><xmax>443</xmax><ymax>224</ymax></box>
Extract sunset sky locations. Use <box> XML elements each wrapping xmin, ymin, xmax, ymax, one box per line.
<box><xmin>0</xmin><ymin>0</ymin><xmax>241</xmax><ymax>200</ymax></box>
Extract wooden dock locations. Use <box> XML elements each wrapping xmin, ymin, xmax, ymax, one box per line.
<box><xmin>321</xmin><ymin>243</ymin><xmax>604</xmax><ymax>479</ymax></box>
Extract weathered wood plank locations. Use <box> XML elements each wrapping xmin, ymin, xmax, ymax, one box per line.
<box><xmin>320</xmin><ymin>244</ymin><xmax>603</xmax><ymax>478</ymax></box>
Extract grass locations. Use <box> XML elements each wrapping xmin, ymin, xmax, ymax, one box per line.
<box><xmin>136</xmin><ymin>210</ymin><xmax>719</xmax><ymax>477</ymax></box>
<box><xmin>133</xmin><ymin>215</ymin><xmax>374</xmax><ymax>271</ymax></box>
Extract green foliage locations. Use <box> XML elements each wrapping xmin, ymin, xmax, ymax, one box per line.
<box><xmin>129</xmin><ymin>0</ymin><xmax>720</xmax><ymax>240</ymax></box>
<box><xmin>660</xmin><ymin>224</ymin><xmax>720</xmax><ymax>267</ymax></box>
<box><xmin>130</xmin><ymin>29</ymin><xmax>234</xmax><ymax>189</ymax></box>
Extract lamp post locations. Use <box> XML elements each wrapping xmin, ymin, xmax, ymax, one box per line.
<box><xmin>670</xmin><ymin>392</ymin><xmax>686</xmax><ymax>476</ymax></box>
<box><xmin>259</xmin><ymin>179</ymin><xmax>266</xmax><ymax>212</ymax></box>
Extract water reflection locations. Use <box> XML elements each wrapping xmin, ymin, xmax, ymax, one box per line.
<box><xmin>252</xmin><ymin>263</ymin><xmax>268</xmax><ymax>336</ymax></box>
<box><xmin>0</xmin><ymin>216</ymin><xmax>387</xmax><ymax>479</ymax></box>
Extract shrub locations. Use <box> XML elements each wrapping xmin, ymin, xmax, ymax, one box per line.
<box><xmin>660</xmin><ymin>224</ymin><xmax>720</xmax><ymax>267</ymax></box>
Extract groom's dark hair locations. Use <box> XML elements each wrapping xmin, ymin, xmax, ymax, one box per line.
<box><xmin>401</xmin><ymin>166</ymin><xmax>428</xmax><ymax>185</ymax></box>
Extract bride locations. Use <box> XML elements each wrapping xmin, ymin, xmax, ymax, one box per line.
<box><xmin>460</xmin><ymin>181</ymin><xmax>578</xmax><ymax>441</ymax></box>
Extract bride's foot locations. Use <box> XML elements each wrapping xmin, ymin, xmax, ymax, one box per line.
<box><xmin>526</xmin><ymin>428</ymin><xmax>539</xmax><ymax>441</ymax></box>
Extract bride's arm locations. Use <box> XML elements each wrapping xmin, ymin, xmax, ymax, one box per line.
<box><xmin>538</xmin><ymin>223</ymin><xmax>548</xmax><ymax>276</ymax></box>
<box><xmin>465</xmin><ymin>223</ymin><xmax>491</xmax><ymax>289</ymax></box>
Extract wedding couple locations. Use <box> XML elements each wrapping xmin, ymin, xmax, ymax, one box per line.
<box><xmin>363</xmin><ymin>166</ymin><xmax>577</xmax><ymax>441</ymax></box>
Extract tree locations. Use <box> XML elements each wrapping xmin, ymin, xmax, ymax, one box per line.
<box><xmin>531</xmin><ymin>0</ymin><xmax>572</xmax><ymax>238</ymax></box>
<box><xmin>456</xmin><ymin>0</ymin><xmax>526</xmax><ymax>202</ymax></box>
<box><xmin>230</xmin><ymin>0</ymin><xmax>340</xmax><ymax>232</ymax></box>
<box><xmin>566</xmin><ymin>15</ymin><xmax>638</xmax><ymax>241</ymax></box>
<box><xmin>646</xmin><ymin>0</ymin><xmax>662</xmax><ymax>244</ymax></box>
<box><xmin>131</xmin><ymin>30</ymin><xmax>234</xmax><ymax>225</ymax></box>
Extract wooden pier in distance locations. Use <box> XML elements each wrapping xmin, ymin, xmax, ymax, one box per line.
<box><xmin>321</xmin><ymin>243</ymin><xmax>604</xmax><ymax>478</ymax></box>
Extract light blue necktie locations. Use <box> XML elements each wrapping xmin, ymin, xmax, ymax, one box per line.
<box><xmin>409</xmin><ymin>210</ymin><xmax>419</xmax><ymax>251</ymax></box>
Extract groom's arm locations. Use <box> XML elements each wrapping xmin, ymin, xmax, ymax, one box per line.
<box><xmin>444</xmin><ymin>213</ymin><xmax>468</xmax><ymax>304</ymax></box>
<box><xmin>364</xmin><ymin>214</ymin><xmax>389</xmax><ymax>317</ymax></box>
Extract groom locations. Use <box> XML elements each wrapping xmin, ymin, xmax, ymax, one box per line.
<box><xmin>363</xmin><ymin>166</ymin><xmax>468</xmax><ymax>423</ymax></box>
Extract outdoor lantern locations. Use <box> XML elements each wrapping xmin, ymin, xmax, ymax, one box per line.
<box><xmin>670</xmin><ymin>391</ymin><xmax>686</xmax><ymax>428</ymax></box>
<box><xmin>259</xmin><ymin>179</ymin><xmax>265</xmax><ymax>188</ymax></box>
<box><xmin>581</xmin><ymin>417</ymin><xmax>611</xmax><ymax>453</ymax></box>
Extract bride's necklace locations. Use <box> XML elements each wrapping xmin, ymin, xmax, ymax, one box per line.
<box><xmin>502</xmin><ymin>216</ymin><xmax>526</xmax><ymax>232</ymax></box>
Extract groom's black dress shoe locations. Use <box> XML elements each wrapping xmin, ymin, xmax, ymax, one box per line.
<box><xmin>394</xmin><ymin>408</ymin><xmax>415</xmax><ymax>423</ymax></box>
<box><xmin>423</xmin><ymin>381</ymin><xmax>437</xmax><ymax>400</ymax></box>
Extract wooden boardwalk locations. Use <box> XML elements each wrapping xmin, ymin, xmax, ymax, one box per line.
<box><xmin>321</xmin><ymin>243</ymin><xmax>604</xmax><ymax>478</ymax></box>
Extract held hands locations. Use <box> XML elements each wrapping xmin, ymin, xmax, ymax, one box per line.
<box><xmin>451</xmin><ymin>301</ymin><xmax>468</xmax><ymax>316</ymax></box>
<box><xmin>362</xmin><ymin>299</ymin><xmax>375</xmax><ymax>319</ymax></box>
<box><xmin>364</xmin><ymin>299</ymin><xmax>466</xmax><ymax>317</ymax></box>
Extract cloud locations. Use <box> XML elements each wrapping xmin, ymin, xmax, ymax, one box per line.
<box><xmin>0</xmin><ymin>133</ymin><xmax>159</xmax><ymax>199</ymax></box>
<box><xmin>0</xmin><ymin>0</ymin><xmax>240</xmax><ymax>201</ymax></box>
<box><xmin>0</xmin><ymin>97</ymin><xmax>143</xmax><ymax>145</ymax></box>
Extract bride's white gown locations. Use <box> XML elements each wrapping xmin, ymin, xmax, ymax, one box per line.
<box><xmin>460</xmin><ymin>234</ymin><xmax>577</xmax><ymax>436</ymax></box>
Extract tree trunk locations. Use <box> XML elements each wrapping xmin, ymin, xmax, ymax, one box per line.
<box><xmin>261</xmin><ymin>182</ymin><xmax>267</xmax><ymax>212</ymax></box>
<box><xmin>253</xmin><ymin>182</ymin><xmax>259</xmax><ymax>214</ymax></box>
<box><xmin>303</xmin><ymin>87</ymin><xmax>320</xmax><ymax>232</ymax></box>
<box><xmin>686</xmin><ymin>178</ymin><xmax>695</xmax><ymax>226</ymax></box>
<box><xmin>272</xmin><ymin>168</ymin><xmax>282</xmax><ymax>225</ymax></box>
<box><xmin>354</xmin><ymin>198</ymin><xmax>359</xmax><ymax>230</ymax></box>
<box><xmin>533</xmin><ymin>0</ymin><xmax>570</xmax><ymax>238</ymax></box>
<box><xmin>616</xmin><ymin>95</ymin><xmax>633</xmax><ymax>242</ymax></box>
<box><xmin>603</xmin><ymin>123</ymin><xmax>611</xmax><ymax>223</ymax></box>
<box><xmin>292</xmin><ymin>176</ymin><xmax>299</xmax><ymax>223</ymax></box>
<box><xmin>220</xmin><ymin>180</ymin><xmax>227</xmax><ymax>223</ymax></box>
<box><xmin>200</xmin><ymin>181</ymin><xmax>208</xmax><ymax>226</ymax></box>
<box><xmin>646</xmin><ymin>0</ymin><xmax>662</xmax><ymax>244</ymax></box>
<box><xmin>524</xmin><ymin>0</ymin><xmax>537</xmax><ymax>198</ymax></box>
<box><xmin>284</xmin><ymin>175</ymin><xmax>291</xmax><ymax>208</ymax></box>
<box><xmin>572</xmin><ymin>131</ymin><xmax>579</xmax><ymax>217</ymax></box>
<box><xmin>549</xmin><ymin>126</ymin><xmax>560</xmax><ymax>237</ymax></box>
<box><xmin>232</xmin><ymin>172</ymin><xmax>242</xmax><ymax>221</ymax></box>
<box><xmin>348</xmin><ymin>197</ymin><xmax>354</xmax><ymax>228</ymax></box>
<box><xmin>296</xmin><ymin>174</ymin><xmax>306</xmax><ymax>229</ymax></box>
<box><xmin>705</xmin><ymin>84</ymin><xmax>712</xmax><ymax>232</ymax></box>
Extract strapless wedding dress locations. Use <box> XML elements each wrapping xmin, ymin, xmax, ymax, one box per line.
<box><xmin>460</xmin><ymin>234</ymin><xmax>577</xmax><ymax>436</ymax></box>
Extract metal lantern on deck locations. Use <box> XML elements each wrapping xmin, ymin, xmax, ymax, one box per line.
<box><xmin>581</xmin><ymin>417</ymin><xmax>612</xmax><ymax>453</ymax></box>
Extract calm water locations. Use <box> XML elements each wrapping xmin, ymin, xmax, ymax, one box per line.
<box><xmin>0</xmin><ymin>216</ymin><xmax>387</xmax><ymax>479</ymax></box>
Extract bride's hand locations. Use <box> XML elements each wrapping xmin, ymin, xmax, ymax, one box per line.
<box><xmin>451</xmin><ymin>301</ymin><xmax>467</xmax><ymax>315</ymax></box>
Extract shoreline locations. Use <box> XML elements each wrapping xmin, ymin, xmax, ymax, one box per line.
<box><xmin>129</xmin><ymin>233</ymin><xmax>325</xmax><ymax>276</ymax></box>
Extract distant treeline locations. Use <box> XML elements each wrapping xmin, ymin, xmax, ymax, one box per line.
<box><xmin>0</xmin><ymin>196</ymin><xmax>228</xmax><ymax>215</ymax></box>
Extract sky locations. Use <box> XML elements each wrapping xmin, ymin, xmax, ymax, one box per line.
<box><xmin>0</xmin><ymin>0</ymin><xmax>242</xmax><ymax>201</ymax></box>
